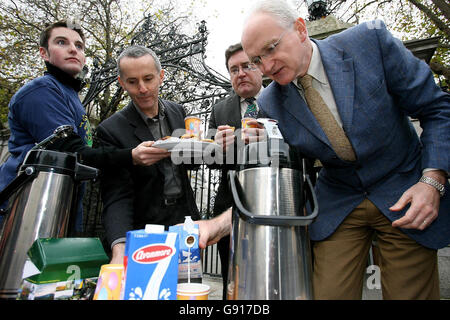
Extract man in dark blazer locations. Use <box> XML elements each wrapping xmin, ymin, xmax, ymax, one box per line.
<box><xmin>97</xmin><ymin>45</ymin><xmax>199</xmax><ymax>264</ymax></box>
<box><xmin>207</xmin><ymin>43</ymin><xmax>263</xmax><ymax>298</ymax></box>
<box><xmin>240</xmin><ymin>0</ymin><xmax>449</xmax><ymax>299</ymax></box>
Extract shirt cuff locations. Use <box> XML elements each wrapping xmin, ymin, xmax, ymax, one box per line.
<box><xmin>111</xmin><ymin>237</ymin><xmax>126</xmax><ymax>249</ymax></box>
<box><xmin>422</xmin><ymin>168</ymin><xmax>449</xmax><ymax>178</ymax></box>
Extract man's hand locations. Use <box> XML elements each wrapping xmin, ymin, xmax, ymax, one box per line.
<box><xmin>391</xmin><ymin>170</ymin><xmax>445</xmax><ymax>230</ymax></box>
<box><xmin>131</xmin><ymin>141</ymin><xmax>171</xmax><ymax>166</ymax></box>
<box><xmin>110</xmin><ymin>242</ymin><xmax>126</xmax><ymax>264</ymax></box>
<box><xmin>196</xmin><ymin>208</ymin><xmax>232</xmax><ymax>249</ymax></box>
<box><xmin>214</xmin><ymin>125</ymin><xmax>236</xmax><ymax>152</ymax></box>
<box><xmin>242</xmin><ymin>119</ymin><xmax>266</xmax><ymax>144</ymax></box>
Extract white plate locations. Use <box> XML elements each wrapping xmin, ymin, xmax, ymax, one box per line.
<box><xmin>172</xmin><ymin>140</ymin><xmax>219</xmax><ymax>153</ymax></box>
<box><xmin>152</xmin><ymin>138</ymin><xmax>181</xmax><ymax>151</ymax></box>
<box><xmin>153</xmin><ymin>138</ymin><xmax>220</xmax><ymax>153</ymax></box>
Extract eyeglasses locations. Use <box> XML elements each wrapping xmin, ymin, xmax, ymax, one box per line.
<box><xmin>229</xmin><ymin>62</ymin><xmax>258</xmax><ymax>76</ymax></box>
<box><xmin>249</xmin><ymin>29</ymin><xmax>290</xmax><ymax>66</ymax></box>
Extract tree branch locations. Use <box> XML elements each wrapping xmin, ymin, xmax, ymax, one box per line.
<box><xmin>408</xmin><ymin>0</ymin><xmax>450</xmax><ymax>38</ymax></box>
<box><xmin>429</xmin><ymin>61</ymin><xmax>450</xmax><ymax>83</ymax></box>
<box><xmin>430</xmin><ymin>0</ymin><xmax>450</xmax><ymax>22</ymax></box>
<box><xmin>344</xmin><ymin>0</ymin><xmax>393</xmax><ymax>24</ymax></box>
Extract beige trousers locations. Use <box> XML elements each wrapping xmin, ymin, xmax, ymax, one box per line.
<box><xmin>312</xmin><ymin>199</ymin><xmax>440</xmax><ymax>300</ymax></box>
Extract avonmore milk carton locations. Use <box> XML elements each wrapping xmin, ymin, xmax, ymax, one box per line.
<box><xmin>169</xmin><ymin>216</ymin><xmax>202</xmax><ymax>283</ymax></box>
<box><xmin>122</xmin><ymin>225</ymin><xmax>179</xmax><ymax>300</ymax></box>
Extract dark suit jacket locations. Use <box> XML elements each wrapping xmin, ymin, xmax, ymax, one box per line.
<box><xmin>258</xmin><ymin>20</ymin><xmax>450</xmax><ymax>249</ymax></box>
<box><xmin>207</xmin><ymin>91</ymin><xmax>242</xmax><ymax>215</ymax></box>
<box><xmin>96</xmin><ymin>100</ymin><xmax>199</xmax><ymax>247</ymax></box>
<box><xmin>208</xmin><ymin>92</ymin><xmax>242</xmax><ymax>133</ymax></box>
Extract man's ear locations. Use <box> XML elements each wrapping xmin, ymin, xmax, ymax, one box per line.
<box><xmin>294</xmin><ymin>18</ymin><xmax>308</xmax><ymax>41</ymax></box>
<box><xmin>159</xmin><ymin>69</ymin><xmax>165</xmax><ymax>83</ymax></box>
<box><xmin>117</xmin><ymin>75</ymin><xmax>124</xmax><ymax>88</ymax></box>
<box><xmin>39</xmin><ymin>47</ymin><xmax>49</xmax><ymax>61</ymax></box>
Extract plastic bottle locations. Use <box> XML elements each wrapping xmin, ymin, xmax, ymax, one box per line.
<box><xmin>183</xmin><ymin>216</ymin><xmax>195</xmax><ymax>235</ymax></box>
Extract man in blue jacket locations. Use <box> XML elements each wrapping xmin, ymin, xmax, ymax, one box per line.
<box><xmin>239</xmin><ymin>0</ymin><xmax>449</xmax><ymax>299</ymax></box>
<box><xmin>198</xmin><ymin>0</ymin><xmax>449</xmax><ymax>300</ymax></box>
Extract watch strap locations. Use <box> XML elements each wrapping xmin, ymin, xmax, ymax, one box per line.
<box><xmin>419</xmin><ymin>176</ymin><xmax>445</xmax><ymax>197</ymax></box>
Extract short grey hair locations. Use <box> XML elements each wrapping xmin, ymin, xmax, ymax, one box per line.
<box><xmin>117</xmin><ymin>45</ymin><xmax>162</xmax><ymax>76</ymax></box>
<box><xmin>247</xmin><ymin>0</ymin><xmax>298</xmax><ymax>29</ymax></box>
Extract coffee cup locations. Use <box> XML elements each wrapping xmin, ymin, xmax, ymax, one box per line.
<box><xmin>177</xmin><ymin>283</ymin><xmax>210</xmax><ymax>300</ymax></box>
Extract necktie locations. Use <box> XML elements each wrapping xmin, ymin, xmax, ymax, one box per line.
<box><xmin>299</xmin><ymin>75</ymin><xmax>356</xmax><ymax>161</ymax></box>
<box><xmin>244</xmin><ymin>97</ymin><xmax>258</xmax><ymax>118</ymax></box>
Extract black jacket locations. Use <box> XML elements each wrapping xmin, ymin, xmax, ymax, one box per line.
<box><xmin>207</xmin><ymin>91</ymin><xmax>243</xmax><ymax>215</ymax></box>
<box><xmin>97</xmin><ymin>100</ymin><xmax>199</xmax><ymax>246</ymax></box>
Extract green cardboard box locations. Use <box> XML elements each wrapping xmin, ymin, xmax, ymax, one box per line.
<box><xmin>26</xmin><ymin>238</ymin><xmax>109</xmax><ymax>284</ymax></box>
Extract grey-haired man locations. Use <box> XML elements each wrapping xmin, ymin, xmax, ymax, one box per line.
<box><xmin>97</xmin><ymin>45</ymin><xmax>200</xmax><ymax>264</ymax></box>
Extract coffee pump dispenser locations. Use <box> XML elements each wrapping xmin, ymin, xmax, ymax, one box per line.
<box><xmin>227</xmin><ymin>118</ymin><xmax>318</xmax><ymax>300</ymax></box>
<box><xmin>0</xmin><ymin>126</ymin><xmax>98</xmax><ymax>299</ymax></box>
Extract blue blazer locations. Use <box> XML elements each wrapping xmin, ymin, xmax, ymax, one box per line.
<box><xmin>257</xmin><ymin>20</ymin><xmax>450</xmax><ymax>249</ymax></box>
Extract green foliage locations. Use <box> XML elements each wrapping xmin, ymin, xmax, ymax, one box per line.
<box><xmin>0</xmin><ymin>78</ymin><xmax>22</xmax><ymax>129</ymax></box>
<box><xmin>392</xmin><ymin>0</ymin><xmax>449</xmax><ymax>87</ymax></box>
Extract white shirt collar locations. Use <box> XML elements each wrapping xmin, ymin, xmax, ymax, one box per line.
<box><xmin>294</xmin><ymin>41</ymin><xmax>328</xmax><ymax>86</ymax></box>
<box><xmin>308</xmin><ymin>41</ymin><xmax>328</xmax><ymax>84</ymax></box>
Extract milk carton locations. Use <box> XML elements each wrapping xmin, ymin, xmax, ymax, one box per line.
<box><xmin>169</xmin><ymin>216</ymin><xmax>202</xmax><ymax>283</ymax></box>
<box><xmin>123</xmin><ymin>225</ymin><xmax>179</xmax><ymax>300</ymax></box>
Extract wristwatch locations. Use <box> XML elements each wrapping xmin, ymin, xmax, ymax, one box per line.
<box><xmin>419</xmin><ymin>176</ymin><xmax>445</xmax><ymax>197</ymax></box>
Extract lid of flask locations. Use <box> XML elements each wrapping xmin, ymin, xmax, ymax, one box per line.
<box><xmin>238</xmin><ymin>139</ymin><xmax>301</xmax><ymax>169</ymax></box>
<box><xmin>21</xmin><ymin>149</ymin><xmax>78</xmax><ymax>175</ymax></box>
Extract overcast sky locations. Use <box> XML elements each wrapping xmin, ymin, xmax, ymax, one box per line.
<box><xmin>196</xmin><ymin>0</ymin><xmax>258</xmax><ymax>75</ymax></box>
